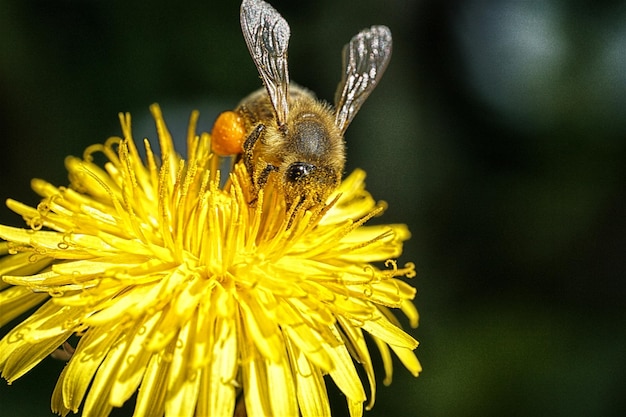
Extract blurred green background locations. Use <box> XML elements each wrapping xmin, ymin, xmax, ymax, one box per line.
<box><xmin>1</xmin><ymin>0</ymin><xmax>625</xmax><ymax>416</ymax></box>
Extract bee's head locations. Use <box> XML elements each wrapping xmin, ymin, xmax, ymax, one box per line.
<box><xmin>281</xmin><ymin>162</ymin><xmax>340</xmax><ymax>208</ymax></box>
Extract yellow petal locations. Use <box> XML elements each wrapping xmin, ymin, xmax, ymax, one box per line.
<box><xmin>0</xmin><ymin>250</ymin><xmax>53</xmax><ymax>276</ymax></box>
<box><xmin>389</xmin><ymin>345</ymin><xmax>422</xmax><ymax>377</ymax></box>
<box><xmin>134</xmin><ymin>351</ymin><xmax>170</xmax><ymax>417</ymax></box>
<box><xmin>53</xmin><ymin>324</ymin><xmax>126</xmax><ymax>413</ymax></box>
<box><xmin>361</xmin><ymin>309</ymin><xmax>418</xmax><ymax>350</ymax></box>
<box><xmin>242</xmin><ymin>356</ymin><xmax>272</xmax><ymax>417</ymax></box>
<box><xmin>110</xmin><ymin>314</ymin><xmax>162</xmax><ymax>407</ymax></box>
<box><xmin>81</xmin><ymin>348</ymin><xmax>126</xmax><ymax>416</ymax></box>
<box><xmin>338</xmin><ymin>317</ymin><xmax>377</xmax><ymax>410</ymax></box>
<box><xmin>0</xmin><ymin>302</ymin><xmax>77</xmax><ymax>382</ymax></box>
<box><xmin>237</xmin><ymin>289</ymin><xmax>282</xmax><ymax>363</ymax></box>
<box><xmin>165</xmin><ymin>319</ymin><xmax>201</xmax><ymax>417</ymax></box>
<box><xmin>326</xmin><ymin>325</ymin><xmax>366</xmax><ymax>404</ymax></box>
<box><xmin>286</xmin><ymin>337</ymin><xmax>331</xmax><ymax>417</ymax></box>
<box><xmin>373</xmin><ymin>337</ymin><xmax>394</xmax><ymax>386</ymax></box>
<box><xmin>348</xmin><ymin>399</ymin><xmax>364</xmax><ymax>417</ymax></box>
<box><xmin>267</xmin><ymin>348</ymin><xmax>297</xmax><ymax>416</ymax></box>
<box><xmin>199</xmin><ymin>315</ymin><xmax>237</xmax><ymax>417</ymax></box>
<box><xmin>0</xmin><ymin>286</ymin><xmax>48</xmax><ymax>327</ymax></box>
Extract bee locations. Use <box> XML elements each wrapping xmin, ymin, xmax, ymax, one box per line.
<box><xmin>211</xmin><ymin>0</ymin><xmax>392</xmax><ymax>208</ymax></box>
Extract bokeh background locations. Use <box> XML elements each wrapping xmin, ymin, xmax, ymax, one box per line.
<box><xmin>1</xmin><ymin>0</ymin><xmax>625</xmax><ymax>416</ymax></box>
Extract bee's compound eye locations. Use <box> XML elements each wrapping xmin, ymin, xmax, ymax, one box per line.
<box><xmin>211</xmin><ymin>111</ymin><xmax>246</xmax><ymax>156</ymax></box>
<box><xmin>285</xmin><ymin>162</ymin><xmax>314</xmax><ymax>183</ymax></box>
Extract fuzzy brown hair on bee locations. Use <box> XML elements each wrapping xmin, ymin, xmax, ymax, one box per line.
<box><xmin>211</xmin><ymin>0</ymin><xmax>392</xmax><ymax>208</ymax></box>
<box><xmin>237</xmin><ymin>86</ymin><xmax>345</xmax><ymax>206</ymax></box>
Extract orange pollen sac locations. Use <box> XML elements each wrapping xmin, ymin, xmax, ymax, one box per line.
<box><xmin>210</xmin><ymin>110</ymin><xmax>247</xmax><ymax>156</ymax></box>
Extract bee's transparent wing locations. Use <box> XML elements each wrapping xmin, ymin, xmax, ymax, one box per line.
<box><xmin>240</xmin><ymin>0</ymin><xmax>290</xmax><ymax>126</ymax></box>
<box><xmin>334</xmin><ymin>25</ymin><xmax>392</xmax><ymax>134</ymax></box>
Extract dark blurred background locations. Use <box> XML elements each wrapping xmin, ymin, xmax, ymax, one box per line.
<box><xmin>1</xmin><ymin>0</ymin><xmax>625</xmax><ymax>416</ymax></box>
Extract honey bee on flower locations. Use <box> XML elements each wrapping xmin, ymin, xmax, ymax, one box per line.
<box><xmin>212</xmin><ymin>0</ymin><xmax>392</xmax><ymax>208</ymax></box>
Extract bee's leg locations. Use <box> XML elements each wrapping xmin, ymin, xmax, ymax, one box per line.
<box><xmin>247</xmin><ymin>164</ymin><xmax>278</xmax><ymax>206</ymax></box>
<box><xmin>256</xmin><ymin>164</ymin><xmax>279</xmax><ymax>189</ymax></box>
<box><xmin>51</xmin><ymin>341</ymin><xmax>76</xmax><ymax>361</ymax></box>
<box><xmin>243</xmin><ymin>123</ymin><xmax>266</xmax><ymax>181</ymax></box>
<box><xmin>243</xmin><ymin>123</ymin><xmax>279</xmax><ymax>206</ymax></box>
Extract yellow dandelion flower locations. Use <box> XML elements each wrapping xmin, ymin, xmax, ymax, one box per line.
<box><xmin>0</xmin><ymin>104</ymin><xmax>420</xmax><ymax>417</ymax></box>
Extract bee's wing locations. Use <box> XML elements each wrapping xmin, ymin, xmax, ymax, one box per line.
<box><xmin>240</xmin><ymin>0</ymin><xmax>290</xmax><ymax>126</ymax></box>
<box><xmin>334</xmin><ymin>26</ymin><xmax>392</xmax><ymax>134</ymax></box>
